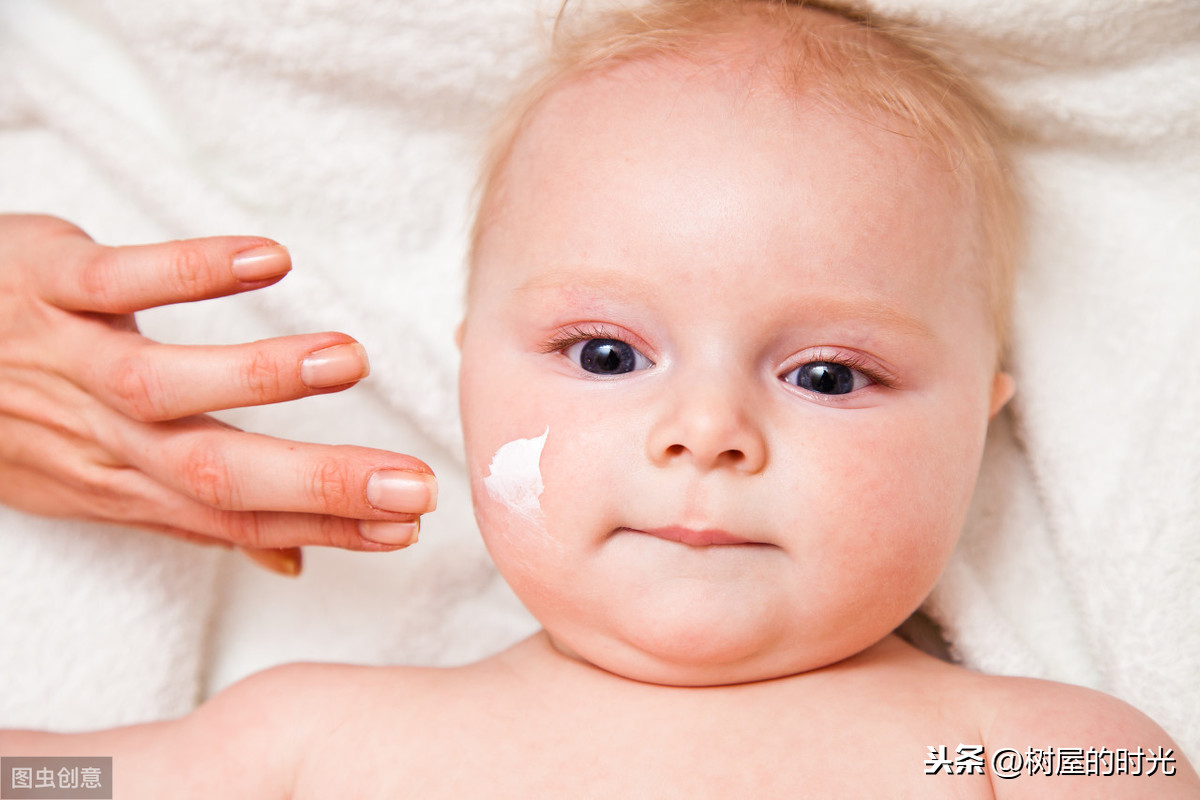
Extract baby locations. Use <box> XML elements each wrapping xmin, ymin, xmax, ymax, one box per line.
<box><xmin>4</xmin><ymin>1</ymin><xmax>1196</xmax><ymax>797</ymax></box>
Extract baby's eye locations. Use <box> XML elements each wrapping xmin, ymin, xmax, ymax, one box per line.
<box><xmin>781</xmin><ymin>361</ymin><xmax>872</xmax><ymax>395</ymax></box>
<box><xmin>564</xmin><ymin>338</ymin><xmax>653</xmax><ymax>375</ymax></box>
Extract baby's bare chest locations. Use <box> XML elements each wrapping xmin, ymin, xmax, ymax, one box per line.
<box><xmin>298</xmin><ymin>666</ymin><xmax>996</xmax><ymax>799</ymax></box>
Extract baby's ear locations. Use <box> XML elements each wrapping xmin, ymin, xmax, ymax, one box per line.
<box><xmin>989</xmin><ymin>372</ymin><xmax>1015</xmax><ymax>418</ymax></box>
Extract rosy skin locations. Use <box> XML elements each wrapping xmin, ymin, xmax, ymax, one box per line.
<box><xmin>460</xmin><ymin>60</ymin><xmax>1014</xmax><ymax>686</ymax></box>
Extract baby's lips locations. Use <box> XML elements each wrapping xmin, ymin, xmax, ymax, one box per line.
<box><xmin>366</xmin><ymin>470</ymin><xmax>438</xmax><ymax>514</ymax></box>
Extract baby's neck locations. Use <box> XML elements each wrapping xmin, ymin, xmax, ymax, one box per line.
<box><xmin>496</xmin><ymin>628</ymin><xmax>913</xmax><ymax>692</ymax></box>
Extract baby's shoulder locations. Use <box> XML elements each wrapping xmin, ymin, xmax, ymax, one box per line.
<box><xmin>191</xmin><ymin>660</ymin><xmax>468</xmax><ymax>798</ymax></box>
<box><xmin>190</xmin><ymin>661</ymin><xmax>417</xmax><ymax>752</ymax></box>
<box><xmin>201</xmin><ymin>658</ymin><xmax>461</xmax><ymax>735</ymax></box>
<box><xmin>200</xmin><ymin>660</ymin><xmax>407</xmax><ymax>718</ymax></box>
<box><xmin>973</xmin><ymin>672</ymin><xmax>1180</xmax><ymax>750</ymax></box>
<box><xmin>966</xmin><ymin>673</ymin><xmax>1198</xmax><ymax>797</ymax></box>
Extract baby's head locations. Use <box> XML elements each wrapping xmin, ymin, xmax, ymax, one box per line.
<box><xmin>457</xmin><ymin>0</ymin><xmax>1020</xmax><ymax>686</ymax></box>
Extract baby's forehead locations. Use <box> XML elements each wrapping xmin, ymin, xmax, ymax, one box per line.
<box><xmin>490</xmin><ymin>71</ymin><xmax>980</xmax><ymax>310</ymax></box>
<box><xmin>501</xmin><ymin>51</ymin><xmax>969</xmax><ymax>238</ymax></box>
<box><xmin>470</xmin><ymin>3</ymin><xmax>1017</xmax><ymax>356</ymax></box>
<box><xmin>499</xmin><ymin>18</ymin><xmax>974</xmax><ymax>222</ymax></box>
<box><xmin>525</xmin><ymin>6</ymin><xmax>920</xmax><ymax>131</ymax></box>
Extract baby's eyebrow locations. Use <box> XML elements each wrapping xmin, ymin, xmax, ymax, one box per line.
<box><xmin>801</xmin><ymin>296</ymin><xmax>935</xmax><ymax>339</ymax></box>
<box><xmin>514</xmin><ymin>270</ymin><xmax>651</xmax><ymax>305</ymax></box>
<box><xmin>516</xmin><ymin>270</ymin><xmax>934</xmax><ymax>339</ymax></box>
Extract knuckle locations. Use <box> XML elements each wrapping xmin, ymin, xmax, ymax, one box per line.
<box><xmin>308</xmin><ymin>457</ymin><xmax>356</xmax><ymax>511</ymax></box>
<box><xmin>78</xmin><ymin>249</ymin><xmax>122</xmax><ymax>311</ymax></box>
<box><xmin>317</xmin><ymin>514</ymin><xmax>360</xmax><ymax>548</ymax></box>
<box><xmin>219</xmin><ymin>511</ymin><xmax>267</xmax><ymax>548</ymax></box>
<box><xmin>108</xmin><ymin>355</ymin><xmax>171</xmax><ymax>421</ymax></box>
<box><xmin>168</xmin><ymin>243</ymin><xmax>210</xmax><ymax>294</ymax></box>
<box><xmin>180</xmin><ymin>438</ymin><xmax>239</xmax><ymax>509</ymax></box>
<box><xmin>240</xmin><ymin>347</ymin><xmax>285</xmax><ymax>401</ymax></box>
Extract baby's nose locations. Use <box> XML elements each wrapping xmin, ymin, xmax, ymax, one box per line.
<box><xmin>645</xmin><ymin>383</ymin><xmax>767</xmax><ymax>474</ymax></box>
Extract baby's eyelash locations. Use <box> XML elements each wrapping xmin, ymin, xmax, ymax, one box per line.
<box><xmin>540</xmin><ymin>332</ymin><xmax>895</xmax><ymax>388</ymax></box>
<box><xmin>806</xmin><ymin>348</ymin><xmax>897</xmax><ymax>388</ymax></box>
<box><xmin>539</xmin><ymin>323</ymin><xmax>620</xmax><ymax>354</ymax></box>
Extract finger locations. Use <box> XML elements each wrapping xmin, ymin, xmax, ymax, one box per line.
<box><xmin>36</xmin><ymin>231</ymin><xmax>292</xmax><ymax>314</ymax></box>
<box><xmin>121</xmin><ymin>522</ymin><xmax>235</xmax><ymax>549</ymax></box>
<box><xmin>63</xmin><ymin>323</ymin><xmax>370</xmax><ymax>421</ymax></box>
<box><xmin>114</xmin><ymin>416</ymin><xmax>439</xmax><ymax>520</ymax></box>
<box><xmin>134</xmin><ymin>477</ymin><xmax>420</xmax><ymax>550</ymax></box>
<box><xmin>0</xmin><ymin>416</ymin><xmax>411</xmax><ymax>554</ymax></box>
<box><xmin>238</xmin><ymin>546</ymin><xmax>303</xmax><ymax>577</ymax></box>
<box><xmin>184</xmin><ymin>506</ymin><xmax>419</xmax><ymax>551</ymax></box>
<box><xmin>64</xmin><ymin>451</ymin><xmax>416</xmax><ymax>552</ymax></box>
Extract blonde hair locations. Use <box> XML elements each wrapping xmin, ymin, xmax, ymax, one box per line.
<box><xmin>470</xmin><ymin>0</ymin><xmax>1023</xmax><ymax>361</ymax></box>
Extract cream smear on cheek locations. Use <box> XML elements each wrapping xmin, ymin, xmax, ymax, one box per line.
<box><xmin>484</xmin><ymin>427</ymin><xmax>549</xmax><ymax>523</ymax></box>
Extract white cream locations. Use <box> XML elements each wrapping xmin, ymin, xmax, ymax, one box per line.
<box><xmin>484</xmin><ymin>427</ymin><xmax>548</xmax><ymax>522</ymax></box>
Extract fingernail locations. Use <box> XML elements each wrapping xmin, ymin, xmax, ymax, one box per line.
<box><xmin>366</xmin><ymin>470</ymin><xmax>437</xmax><ymax>514</ymax></box>
<box><xmin>240</xmin><ymin>546</ymin><xmax>303</xmax><ymax>577</ymax></box>
<box><xmin>300</xmin><ymin>342</ymin><xmax>370</xmax><ymax>388</ymax></box>
<box><xmin>358</xmin><ymin>519</ymin><xmax>420</xmax><ymax>547</ymax></box>
<box><xmin>231</xmin><ymin>244</ymin><xmax>291</xmax><ymax>282</ymax></box>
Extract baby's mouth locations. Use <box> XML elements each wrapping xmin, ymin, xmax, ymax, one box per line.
<box><xmin>621</xmin><ymin>526</ymin><xmax>758</xmax><ymax>547</ymax></box>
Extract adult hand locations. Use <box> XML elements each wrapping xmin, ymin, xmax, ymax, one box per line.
<box><xmin>0</xmin><ymin>215</ymin><xmax>437</xmax><ymax>575</ymax></box>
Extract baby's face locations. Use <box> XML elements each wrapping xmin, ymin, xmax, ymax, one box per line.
<box><xmin>459</xmin><ymin>61</ymin><xmax>1008</xmax><ymax>685</ymax></box>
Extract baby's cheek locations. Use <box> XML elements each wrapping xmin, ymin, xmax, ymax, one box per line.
<box><xmin>481</xmin><ymin>427</ymin><xmax>548</xmax><ymax>522</ymax></box>
<box><xmin>814</xmin><ymin>413</ymin><xmax>971</xmax><ymax>593</ymax></box>
<box><xmin>470</xmin><ymin>428</ymin><xmax>571</xmax><ymax>601</ymax></box>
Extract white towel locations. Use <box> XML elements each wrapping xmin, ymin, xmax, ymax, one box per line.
<box><xmin>0</xmin><ymin>0</ymin><xmax>1195</xmax><ymax>763</ymax></box>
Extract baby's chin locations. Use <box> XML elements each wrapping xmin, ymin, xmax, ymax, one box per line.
<box><xmin>522</xmin><ymin>563</ymin><xmax>916</xmax><ymax>686</ymax></box>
